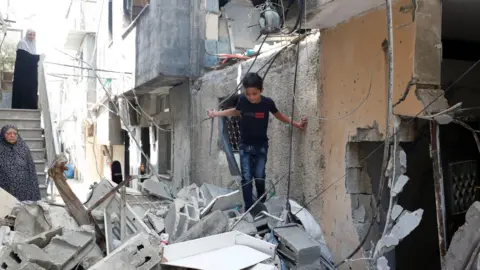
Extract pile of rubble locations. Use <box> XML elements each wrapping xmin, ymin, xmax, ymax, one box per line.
<box><xmin>0</xmin><ymin>178</ymin><xmax>334</xmax><ymax>269</ymax></box>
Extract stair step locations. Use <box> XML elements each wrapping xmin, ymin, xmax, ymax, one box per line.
<box><xmin>30</xmin><ymin>149</ymin><xmax>45</xmax><ymax>160</ymax></box>
<box><xmin>24</xmin><ymin>138</ymin><xmax>44</xmax><ymax>149</ymax></box>
<box><xmin>17</xmin><ymin>128</ymin><xmax>43</xmax><ymax>138</ymax></box>
<box><xmin>37</xmin><ymin>172</ymin><xmax>47</xmax><ymax>186</ymax></box>
<box><xmin>0</xmin><ymin>118</ymin><xmax>41</xmax><ymax>128</ymax></box>
<box><xmin>35</xmin><ymin>160</ymin><xmax>46</xmax><ymax>173</ymax></box>
<box><xmin>39</xmin><ymin>184</ymin><xmax>48</xmax><ymax>199</ymax></box>
<box><xmin>0</xmin><ymin>109</ymin><xmax>41</xmax><ymax>119</ymax></box>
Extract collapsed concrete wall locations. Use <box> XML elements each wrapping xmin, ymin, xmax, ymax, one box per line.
<box><xmin>188</xmin><ymin>34</ymin><xmax>322</xmax><ymax>209</ymax></box>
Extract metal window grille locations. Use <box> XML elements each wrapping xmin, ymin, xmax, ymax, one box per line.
<box><xmin>448</xmin><ymin>160</ymin><xmax>478</xmax><ymax>215</ymax></box>
<box><xmin>225</xmin><ymin>116</ymin><xmax>241</xmax><ymax>152</ymax></box>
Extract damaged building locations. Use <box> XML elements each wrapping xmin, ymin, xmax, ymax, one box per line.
<box><xmin>2</xmin><ymin>0</ymin><xmax>480</xmax><ymax>268</ymax></box>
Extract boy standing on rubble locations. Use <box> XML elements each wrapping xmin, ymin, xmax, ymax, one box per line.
<box><xmin>208</xmin><ymin>72</ymin><xmax>307</xmax><ymax>211</ymax></box>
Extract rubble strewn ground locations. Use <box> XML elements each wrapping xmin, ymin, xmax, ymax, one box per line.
<box><xmin>0</xmin><ymin>177</ymin><xmax>335</xmax><ymax>269</ymax></box>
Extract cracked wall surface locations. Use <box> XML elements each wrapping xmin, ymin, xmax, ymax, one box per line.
<box><xmin>188</xmin><ymin>34</ymin><xmax>323</xmax><ymax>214</ymax></box>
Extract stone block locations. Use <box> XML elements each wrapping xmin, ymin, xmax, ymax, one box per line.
<box><xmin>165</xmin><ymin>199</ymin><xmax>200</xmax><ymax>242</ymax></box>
<box><xmin>350</xmin><ymin>194</ymin><xmax>375</xmax><ymax>224</ymax></box>
<box><xmin>345</xmin><ymin>167</ymin><xmax>372</xmax><ymax>194</ymax></box>
<box><xmin>273</xmin><ymin>225</ymin><xmax>325</xmax><ymax>269</ymax></box>
<box><xmin>89</xmin><ymin>233</ymin><xmax>162</xmax><ymax>270</ymax></box>
<box><xmin>445</xmin><ymin>202</ymin><xmax>480</xmax><ymax>269</ymax></box>
<box><xmin>0</xmin><ymin>227</ymin><xmax>99</xmax><ymax>270</ymax></box>
<box><xmin>142</xmin><ymin>179</ymin><xmax>174</xmax><ymax>200</ymax></box>
<box><xmin>175</xmin><ymin>210</ymin><xmax>229</xmax><ymax>243</ymax></box>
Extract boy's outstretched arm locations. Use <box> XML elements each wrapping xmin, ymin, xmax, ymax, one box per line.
<box><xmin>208</xmin><ymin>108</ymin><xmax>240</xmax><ymax>118</ymax></box>
<box><xmin>273</xmin><ymin>111</ymin><xmax>308</xmax><ymax>130</ymax></box>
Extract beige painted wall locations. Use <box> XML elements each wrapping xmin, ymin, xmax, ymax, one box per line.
<box><xmin>318</xmin><ymin>0</ymin><xmax>424</xmax><ymax>265</ymax></box>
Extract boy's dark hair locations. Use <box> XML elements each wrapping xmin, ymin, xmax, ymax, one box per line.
<box><xmin>242</xmin><ymin>72</ymin><xmax>263</xmax><ymax>90</ymax></box>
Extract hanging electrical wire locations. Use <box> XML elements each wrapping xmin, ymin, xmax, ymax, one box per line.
<box><xmin>284</xmin><ymin>17</ymin><xmax>302</xmax><ymax>216</ymax></box>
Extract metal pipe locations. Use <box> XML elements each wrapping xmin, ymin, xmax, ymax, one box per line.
<box><xmin>377</xmin><ymin>0</ymin><xmax>395</xmax><ymax>221</ymax></box>
<box><xmin>120</xmin><ymin>186</ymin><xmax>127</xmax><ymax>241</ymax></box>
<box><xmin>430</xmin><ymin>121</ymin><xmax>447</xmax><ymax>263</ymax></box>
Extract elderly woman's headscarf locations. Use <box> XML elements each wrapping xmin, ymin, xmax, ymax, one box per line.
<box><xmin>17</xmin><ymin>29</ymin><xmax>36</xmax><ymax>54</ymax></box>
<box><xmin>1</xmin><ymin>124</ymin><xmax>23</xmax><ymax>146</ymax></box>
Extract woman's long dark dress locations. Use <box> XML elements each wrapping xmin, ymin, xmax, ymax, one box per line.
<box><xmin>11</xmin><ymin>49</ymin><xmax>40</xmax><ymax>110</ymax></box>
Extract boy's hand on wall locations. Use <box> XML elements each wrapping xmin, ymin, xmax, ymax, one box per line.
<box><xmin>295</xmin><ymin>116</ymin><xmax>308</xmax><ymax>130</ymax></box>
<box><xmin>207</xmin><ymin>109</ymin><xmax>217</xmax><ymax>118</ymax></box>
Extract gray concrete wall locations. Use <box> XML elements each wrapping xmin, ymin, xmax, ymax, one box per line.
<box><xmin>187</xmin><ymin>34</ymin><xmax>322</xmax><ymax>204</ymax></box>
<box><xmin>135</xmin><ymin>0</ymin><xmax>204</xmax><ymax>88</ymax></box>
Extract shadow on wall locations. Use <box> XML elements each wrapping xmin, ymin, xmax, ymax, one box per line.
<box><xmin>396</xmin><ymin>127</ymin><xmax>439</xmax><ymax>270</ymax></box>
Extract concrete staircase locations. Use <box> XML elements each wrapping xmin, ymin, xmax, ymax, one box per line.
<box><xmin>0</xmin><ymin>109</ymin><xmax>47</xmax><ymax>197</ymax></box>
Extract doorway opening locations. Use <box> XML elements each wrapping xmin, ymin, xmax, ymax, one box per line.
<box><xmin>442</xmin><ymin>0</ymin><xmax>480</xmax><ymax>249</ymax></box>
<box><xmin>346</xmin><ymin>121</ymin><xmax>440</xmax><ymax>269</ymax></box>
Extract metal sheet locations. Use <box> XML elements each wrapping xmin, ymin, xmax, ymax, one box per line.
<box><xmin>163</xmin><ymin>245</ymin><xmax>271</xmax><ymax>270</ymax></box>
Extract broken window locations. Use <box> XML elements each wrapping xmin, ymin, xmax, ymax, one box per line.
<box><xmin>123</xmin><ymin>0</ymin><xmax>149</xmax><ymax>25</ymax></box>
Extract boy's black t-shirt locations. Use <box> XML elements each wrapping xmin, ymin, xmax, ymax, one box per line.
<box><xmin>235</xmin><ymin>95</ymin><xmax>278</xmax><ymax>145</ymax></box>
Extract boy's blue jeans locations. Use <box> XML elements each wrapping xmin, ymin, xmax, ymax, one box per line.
<box><xmin>239</xmin><ymin>142</ymin><xmax>268</xmax><ymax>211</ymax></box>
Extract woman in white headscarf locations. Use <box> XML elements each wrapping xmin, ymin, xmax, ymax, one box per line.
<box><xmin>11</xmin><ymin>29</ymin><xmax>40</xmax><ymax>110</ymax></box>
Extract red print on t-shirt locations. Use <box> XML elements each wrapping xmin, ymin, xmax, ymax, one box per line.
<box><xmin>255</xmin><ymin>112</ymin><xmax>265</xmax><ymax>119</ymax></box>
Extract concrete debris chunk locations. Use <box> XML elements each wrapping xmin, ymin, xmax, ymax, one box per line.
<box><xmin>392</xmin><ymin>175</ymin><xmax>409</xmax><ymax>196</ymax></box>
<box><xmin>445</xmin><ymin>202</ymin><xmax>480</xmax><ymax>269</ymax></box>
<box><xmin>0</xmin><ymin>227</ymin><xmax>99</xmax><ymax>270</ymax></box>
<box><xmin>165</xmin><ymin>199</ymin><xmax>200</xmax><ymax>242</ymax></box>
<box><xmin>89</xmin><ymin>233</ymin><xmax>162</xmax><ymax>270</ymax></box>
<box><xmin>142</xmin><ymin>178</ymin><xmax>174</xmax><ymax>200</ymax></box>
<box><xmin>376</xmin><ymin>208</ymin><xmax>423</xmax><ymax>256</ymax></box>
<box><xmin>390</xmin><ymin>209</ymin><xmax>423</xmax><ymax>240</ymax></box>
<box><xmin>229</xmin><ymin>219</ymin><xmax>258</xmax><ymax>235</ymax></box>
<box><xmin>175</xmin><ymin>210</ymin><xmax>229</xmax><ymax>243</ymax></box>
<box><xmin>200</xmin><ymin>183</ymin><xmax>233</xmax><ymax>204</ymax></box>
<box><xmin>273</xmin><ymin>225</ymin><xmax>327</xmax><ymax>269</ymax></box>
<box><xmin>391</xmin><ymin>204</ymin><xmax>404</xmax><ymax>220</ymax></box>
<box><xmin>146</xmin><ymin>213</ymin><xmax>165</xmax><ymax>234</ymax></box>
<box><xmin>13</xmin><ymin>202</ymin><xmax>79</xmax><ymax>237</ymax></box>
<box><xmin>201</xmin><ymin>190</ymin><xmax>244</xmax><ymax>217</ymax></box>
<box><xmin>177</xmin><ymin>183</ymin><xmax>207</xmax><ymax>208</ymax></box>
<box><xmin>377</xmin><ymin>256</ymin><xmax>390</xmax><ymax>270</ymax></box>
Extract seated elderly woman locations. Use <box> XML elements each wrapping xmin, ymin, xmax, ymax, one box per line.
<box><xmin>0</xmin><ymin>125</ymin><xmax>41</xmax><ymax>201</ymax></box>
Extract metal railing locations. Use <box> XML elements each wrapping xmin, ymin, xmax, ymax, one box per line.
<box><xmin>38</xmin><ymin>57</ymin><xmax>60</xmax><ymax>197</ymax></box>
